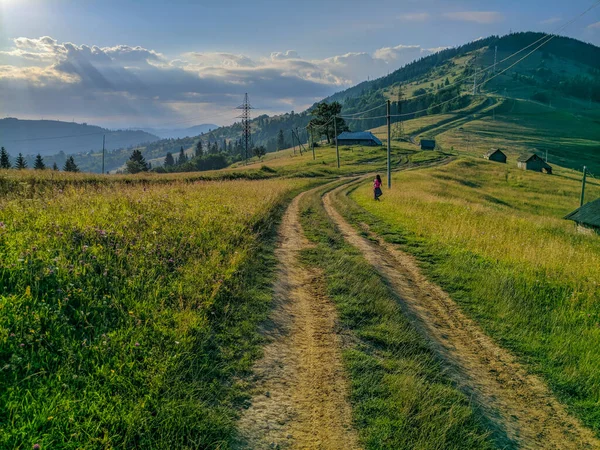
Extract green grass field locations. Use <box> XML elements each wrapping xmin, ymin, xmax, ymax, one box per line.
<box><xmin>342</xmin><ymin>158</ymin><xmax>600</xmax><ymax>434</ymax></box>
<box><xmin>299</xmin><ymin>183</ymin><xmax>496</xmax><ymax>449</ymax></box>
<box><xmin>0</xmin><ymin>173</ymin><xmax>314</xmax><ymax>448</ymax></box>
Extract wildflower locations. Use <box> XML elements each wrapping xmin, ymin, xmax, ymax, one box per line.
<box><xmin>9</xmin><ymin>333</ymin><xmax>15</xmax><ymax>338</ymax></box>
<box><xmin>20</xmin><ymin>343</ymin><xmax>25</xmax><ymax>348</ymax></box>
<box><xmin>33</xmin><ymin>444</ymin><xmax>40</xmax><ymax>450</ymax></box>
<box><xmin>135</xmin><ymin>342</ymin><xmax>140</xmax><ymax>347</ymax></box>
<box><xmin>82</xmin><ymin>245</ymin><xmax>88</xmax><ymax>252</ymax></box>
<box><xmin>0</xmin><ymin>222</ymin><xmax>4</xmax><ymax>228</ymax></box>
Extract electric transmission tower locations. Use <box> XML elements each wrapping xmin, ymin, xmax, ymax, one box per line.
<box><xmin>236</xmin><ymin>93</ymin><xmax>254</xmax><ymax>164</ymax></box>
<box><xmin>395</xmin><ymin>85</ymin><xmax>404</xmax><ymax>139</ymax></box>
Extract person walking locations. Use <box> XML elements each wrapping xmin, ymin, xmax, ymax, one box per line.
<box><xmin>373</xmin><ymin>174</ymin><xmax>383</xmax><ymax>201</ymax></box>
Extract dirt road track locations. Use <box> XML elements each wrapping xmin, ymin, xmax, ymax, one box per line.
<box><xmin>235</xmin><ymin>188</ymin><xmax>361</xmax><ymax>450</ymax></box>
<box><xmin>323</xmin><ymin>182</ymin><xmax>600</xmax><ymax>450</ymax></box>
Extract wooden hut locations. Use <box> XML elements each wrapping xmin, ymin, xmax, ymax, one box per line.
<box><xmin>336</xmin><ymin>131</ymin><xmax>382</xmax><ymax>146</ymax></box>
<box><xmin>564</xmin><ymin>198</ymin><xmax>600</xmax><ymax>235</ymax></box>
<box><xmin>420</xmin><ymin>139</ymin><xmax>436</xmax><ymax>150</ymax></box>
<box><xmin>484</xmin><ymin>148</ymin><xmax>507</xmax><ymax>163</ymax></box>
<box><xmin>517</xmin><ymin>153</ymin><xmax>552</xmax><ymax>174</ymax></box>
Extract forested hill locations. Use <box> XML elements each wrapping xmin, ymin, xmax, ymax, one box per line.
<box><xmin>0</xmin><ymin>118</ymin><xmax>160</xmax><ymax>157</ymax></box>
<box><xmin>203</xmin><ymin>32</ymin><xmax>600</xmax><ymax>149</ymax></box>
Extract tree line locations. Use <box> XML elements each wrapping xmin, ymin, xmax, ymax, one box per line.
<box><xmin>0</xmin><ymin>147</ymin><xmax>79</xmax><ymax>172</ymax></box>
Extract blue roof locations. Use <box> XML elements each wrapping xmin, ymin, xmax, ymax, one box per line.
<box><xmin>337</xmin><ymin>131</ymin><xmax>382</xmax><ymax>145</ymax></box>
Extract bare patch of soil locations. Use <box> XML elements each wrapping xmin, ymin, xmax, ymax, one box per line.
<box><xmin>235</xmin><ymin>189</ymin><xmax>361</xmax><ymax>450</ymax></box>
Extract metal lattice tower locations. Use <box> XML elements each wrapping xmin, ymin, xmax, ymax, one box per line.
<box><xmin>395</xmin><ymin>85</ymin><xmax>404</xmax><ymax>139</ymax></box>
<box><xmin>236</xmin><ymin>93</ymin><xmax>254</xmax><ymax>164</ymax></box>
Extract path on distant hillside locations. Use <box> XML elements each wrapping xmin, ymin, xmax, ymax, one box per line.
<box><xmin>234</xmin><ymin>187</ymin><xmax>361</xmax><ymax>450</ymax></box>
<box><xmin>322</xmin><ymin>183</ymin><xmax>600</xmax><ymax>450</ymax></box>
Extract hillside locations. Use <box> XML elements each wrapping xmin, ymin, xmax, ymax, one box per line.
<box><xmin>199</xmin><ymin>32</ymin><xmax>600</xmax><ymax>172</ymax></box>
<box><xmin>0</xmin><ymin>118</ymin><xmax>159</xmax><ymax>158</ymax></box>
<box><xmin>137</xmin><ymin>123</ymin><xmax>219</xmax><ymax>139</ymax></box>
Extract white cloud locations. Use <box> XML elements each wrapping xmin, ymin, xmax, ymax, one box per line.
<box><xmin>270</xmin><ymin>50</ymin><xmax>300</xmax><ymax>61</ymax></box>
<box><xmin>398</xmin><ymin>13</ymin><xmax>431</xmax><ymax>22</ymax></box>
<box><xmin>587</xmin><ymin>21</ymin><xmax>600</xmax><ymax>30</ymax></box>
<box><xmin>443</xmin><ymin>11</ymin><xmax>504</xmax><ymax>24</ymax></box>
<box><xmin>0</xmin><ymin>36</ymin><xmax>437</xmax><ymax>127</ymax></box>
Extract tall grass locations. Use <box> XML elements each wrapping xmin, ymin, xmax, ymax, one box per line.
<box><xmin>347</xmin><ymin>158</ymin><xmax>600</xmax><ymax>434</ymax></box>
<box><xmin>0</xmin><ymin>176</ymin><xmax>312</xmax><ymax>448</ymax></box>
<box><xmin>298</xmin><ymin>184</ymin><xmax>495</xmax><ymax>449</ymax></box>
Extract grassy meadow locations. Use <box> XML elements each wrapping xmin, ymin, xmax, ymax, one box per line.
<box><xmin>0</xmin><ymin>172</ymin><xmax>314</xmax><ymax>448</ymax></box>
<box><xmin>343</xmin><ymin>158</ymin><xmax>600</xmax><ymax>434</ymax></box>
<box><xmin>298</xmin><ymin>183</ymin><xmax>496</xmax><ymax>449</ymax></box>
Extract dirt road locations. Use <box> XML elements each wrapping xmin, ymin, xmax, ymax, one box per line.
<box><xmin>235</xmin><ymin>188</ymin><xmax>361</xmax><ymax>450</ymax></box>
<box><xmin>322</xmin><ymin>182</ymin><xmax>600</xmax><ymax>449</ymax></box>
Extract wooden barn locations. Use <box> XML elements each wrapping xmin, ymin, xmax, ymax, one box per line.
<box><xmin>517</xmin><ymin>153</ymin><xmax>552</xmax><ymax>174</ymax></box>
<box><xmin>484</xmin><ymin>148</ymin><xmax>507</xmax><ymax>163</ymax></box>
<box><xmin>564</xmin><ymin>198</ymin><xmax>600</xmax><ymax>235</ymax></box>
<box><xmin>420</xmin><ymin>139</ymin><xmax>436</xmax><ymax>150</ymax></box>
<box><xmin>336</xmin><ymin>131</ymin><xmax>382</xmax><ymax>146</ymax></box>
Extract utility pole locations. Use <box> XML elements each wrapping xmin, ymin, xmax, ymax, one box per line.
<box><xmin>494</xmin><ymin>46</ymin><xmax>498</xmax><ymax>74</ymax></box>
<box><xmin>334</xmin><ymin>115</ymin><xmax>340</xmax><ymax>168</ymax></box>
<box><xmin>473</xmin><ymin>73</ymin><xmax>477</xmax><ymax>96</ymax></box>
<box><xmin>545</xmin><ymin>149</ymin><xmax>548</xmax><ymax>162</ymax></box>
<box><xmin>387</xmin><ymin>100</ymin><xmax>391</xmax><ymax>189</ymax></box>
<box><xmin>310</xmin><ymin>126</ymin><xmax>315</xmax><ymax>160</ymax></box>
<box><xmin>236</xmin><ymin>93</ymin><xmax>253</xmax><ymax>165</ymax></box>
<box><xmin>102</xmin><ymin>134</ymin><xmax>105</xmax><ymax>174</ymax></box>
<box><xmin>580</xmin><ymin>166</ymin><xmax>587</xmax><ymax>207</ymax></box>
<box><xmin>295</xmin><ymin>128</ymin><xmax>305</xmax><ymax>155</ymax></box>
<box><xmin>291</xmin><ymin>130</ymin><xmax>296</xmax><ymax>155</ymax></box>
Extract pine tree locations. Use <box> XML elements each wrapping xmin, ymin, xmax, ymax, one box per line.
<box><xmin>0</xmin><ymin>147</ymin><xmax>11</xmax><ymax>169</ymax></box>
<box><xmin>15</xmin><ymin>153</ymin><xmax>27</xmax><ymax>170</ymax></box>
<box><xmin>195</xmin><ymin>141</ymin><xmax>203</xmax><ymax>158</ymax></box>
<box><xmin>177</xmin><ymin>147</ymin><xmax>188</xmax><ymax>165</ymax></box>
<box><xmin>126</xmin><ymin>149</ymin><xmax>150</xmax><ymax>174</ymax></box>
<box><xmin>34</xmin><ymin>154</ymin><xmax>46</xmax><ymax>170</ymax></box>
<box><xmin>63</xmin><ymin>156</ymin><xmax>79</xmax><ymax>172</ymax></box>
<box><xmin>277</xmin><ymin>129</ymin><xmax>285</xmax><ymax>151</ymax></box>
<box><xmin>164</xmin><ymin>152</ymin><xmax>175</xmax><ymax>167</ymax></box>
<box><xmin>445</xmin><ymin>77</ymin><xmax>450</xmax><ymax>86</ymax></box>
<box><xmin>52</xmin><ymin>162</ymin><xmax>59</xmax><ymax>171</ymax></box>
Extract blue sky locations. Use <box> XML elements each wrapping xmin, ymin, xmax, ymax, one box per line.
<box><xmin>1</xmin><ymin>0</ymin><xmax>599</xmax><ymax>129</ymax></box>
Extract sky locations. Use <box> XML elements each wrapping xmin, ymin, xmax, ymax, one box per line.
<box><xmin>1</xmin><ymin>0</ymin><xmax>599</xmax><ymax>129</ymax></box>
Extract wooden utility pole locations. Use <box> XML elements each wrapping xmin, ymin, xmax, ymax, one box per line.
<box><xmin>387</xmin><ymin>100</ymin><xmax>391</xmax><ymax>189</ymax></box>
<box><xmin>102</xmin><ymin>134</ymin><xmax>106</xmax><ymax>174</ymax></box>
<box><xmin>334</xmin><ymin>115</ymin><xmax>340</xmax><ymax>168</ymax></box>
<box><xmin>291</xmin><ymin>130</ymin><xmax>296</xmax><ymax>155</ymax></box>
<box><xmin>580</xmin><ymin>166</ymin><xmax>587</xmax><ymax>207</ymax></box>
<box><xmin>310</xmin><ymin>126</ymin><xmax>315</xmax><ymax>160</ymax></box>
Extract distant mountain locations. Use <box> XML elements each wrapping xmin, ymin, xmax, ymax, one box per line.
<box><xmin>0</xmin><ymin>118</ymin><xmax>160</xmax><ymax>157</ymax></box>
<box><xmin>137</xmin><ymin>124</ymin><xmax>219</xmax><ymax>139</ymax></box>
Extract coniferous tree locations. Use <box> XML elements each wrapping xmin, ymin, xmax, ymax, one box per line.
<box><xmin>34</xmin><ymin>154</ymin><xmax>46</xmax><ymax>170</ymax></box>
<box><xmin>52</xmin><ymin>162</ymin><xmax>59</xmax><ymax>171</ymax></box>
<box><xmin>164</xmin><ymin>152</ymin><xmax>175</xmax><ymax>167</ymax></box>
<box><xmin>0</xmin><ymin>147</ymin><xmax>11</xmax><ymax>169</ymax></box>
<box><xmin>277</xmin><ymin>129</ymin><xmax>285</xmax><ymax>151</ymax></box>
<box><xmin>126</xmin><ymin>149</ymin><xmax>150</xmax><ymax>174</ymax></box>
<box><xmin>63</xmin><ymin>156</ymin><xmax>79</xmax><ymax>172</ymax></box>
<box><xmin>15</xmin><ymin>153</ymin><xmax>27</xmax><ymax>170</ymax></box>
<box><xmin>177</xmin><ymin>146</ymin><xmax>188</xmax><ymax>165</ymax></box>
<box><xmin>195</xmin><ymin>140</ymin><xmax>203</xmax><ymax>158</ymax></box>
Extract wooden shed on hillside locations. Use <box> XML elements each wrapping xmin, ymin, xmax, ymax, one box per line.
<box><xmin>484</xmin><ymin>148</ymin><xmax>507</xmax><ymax>163</ymax></box>
<box><xmin>564</xmin><ymin>198</ymin><xmax>600</xmax><ymax>235</ymax></box>
<box><xmin>420</xmin><ymin>139</ymin><xmax>436</xmax><ymax>150</ymax></box>
<box><xmin>517</xmin><ymin>153</ymin><xmax>552</xmax><ymax>174</ymax></box>
<box><xmin>336</xmin><ymin>131</ymin><xmax>382</xmax><ymax>146</ymax></box>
